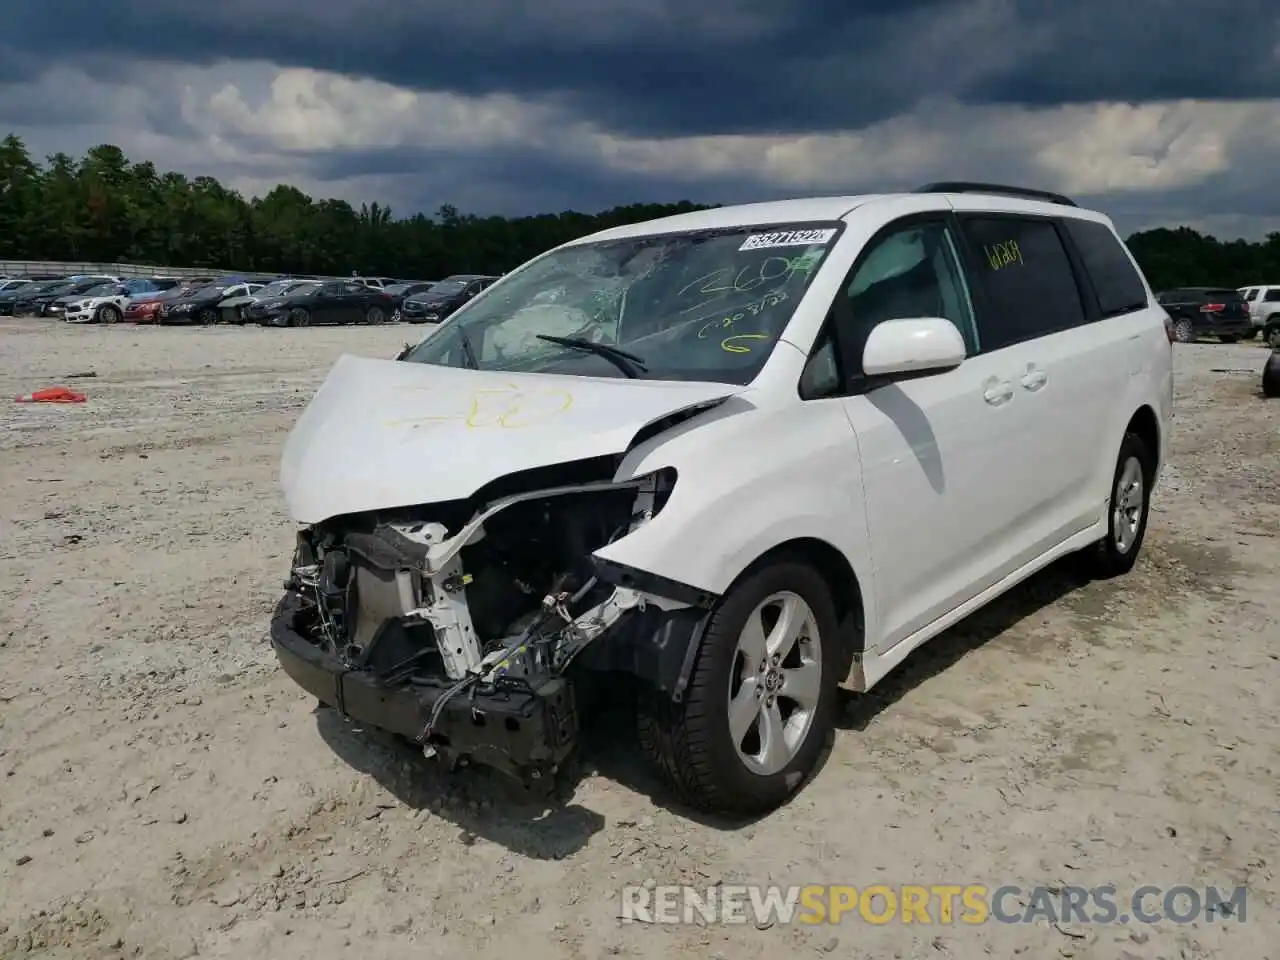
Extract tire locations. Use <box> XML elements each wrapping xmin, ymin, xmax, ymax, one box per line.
<box><xmin>1267</xmin><ymin>326</ymin><xmax>1280</xmax><ymax>349</ymax></box>
<box><xmin>636</xmin><ymin>558</ymin><xmax>840</xmax><ymax>815</ymax></box>
<box><xmin>1173</xmin><ymin>318</ymin><xmax>1195</xmax><ymax>343</ymax></box>
<box><xmin>365</xmin><ymin>306</ymin><xmax>386</xmax><ymax>325</ymax></box>
<box><xmin>288</xmin><ymin>308</ymin><xmax>311</xmax><ymax>328</ymax></box>
<box><xmin>197</xmin><ymin>308</ymin><xmax>217</xmax><ymax>325</ymax></box>
<box><xmin>98</xmin><ymin>304</ymin><xmax>122</xmax><ymax>324</ymax></box>
<box><xmin>1263</xmin><ymin>351</ymin><xmax>1280</xmax><ymax>399</ymax></box>
<box><xmin>1079</xmin><ymin>431</ymin><xmax>1153</xmax><ymax>579</ymax></box>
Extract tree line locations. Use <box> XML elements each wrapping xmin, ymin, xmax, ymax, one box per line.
<box><xmin>1</xmin><ymin>134</ymin><xmax>1277</xmax><ymax>289</ymax></box>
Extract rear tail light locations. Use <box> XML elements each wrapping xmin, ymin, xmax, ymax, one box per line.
<box><xmin>1200</xmin><ymin>303</ymin><xmax>1224</xmax><ymax>312</ymax></box>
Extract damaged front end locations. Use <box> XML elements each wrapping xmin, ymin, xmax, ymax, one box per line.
<box><xmin>270</xmin><ymin>463</ymin><xmax>712</xmax><ymax>787</ymax></box>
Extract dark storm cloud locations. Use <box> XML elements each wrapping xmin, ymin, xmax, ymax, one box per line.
<box><xmin>4</xmin><ymin>0</ymin><xmax>1277</xmax><ymax>138</ymax></box>
<box><xmin>298</xmin><ymin>143</ymin><xmax>770</xmax><ymax>217</ymax></box>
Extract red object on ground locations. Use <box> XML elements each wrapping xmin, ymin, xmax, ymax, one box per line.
<box><xmin>14</xmin><ymin>386</ymin><xmax>87</xmax><ymax>403</ymax></box>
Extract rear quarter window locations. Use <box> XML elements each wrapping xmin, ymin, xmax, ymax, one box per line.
<box><xmin>1061</xmin><ymin>218</ymin><xmax>1148</xmax><ymax>318</ymax></box>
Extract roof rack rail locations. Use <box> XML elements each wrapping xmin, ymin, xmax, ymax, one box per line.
<box><xmin>913</xmin><ymin>181</ymin><xmax>1078</xmax><ymax>207</ymax></box>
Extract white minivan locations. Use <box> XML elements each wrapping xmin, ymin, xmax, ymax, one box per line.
<box><xmin>271</xmin><ymin>182</ymin><xmax>1174</xmax><ymax>815</ymax></box>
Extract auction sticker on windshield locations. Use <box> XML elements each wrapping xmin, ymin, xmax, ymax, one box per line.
<box><xmin>740</xmin><ymin>228</ymin><xmax>837</xmax><ymax>250</ymax></box>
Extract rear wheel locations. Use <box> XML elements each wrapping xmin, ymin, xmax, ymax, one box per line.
<box><xmin>98</xmin><ymin>304</ymin><xmax>122</xmax><ymax>324</ymax></box>
<box><xmin>288</xmin><ymin>308</ymin><xmax>311</xmax><ymax>327</ymax></box>
<box><xmin>365</xmin><ymin>305</ymin><xmax>386</xmax><ymax>325</ymax></box>
<box><xmin>1173</xmin><ymin>318</ymin><xmax>1195</xmax><ymax>343</ymax></box>
<box><xmin>1079</xmin><ymin>431</ymin><xmax>1153</xmax><ymax>579</ymax></box>
<box><xmin>197</xmin><ymin>307</ymin><xmax>217</xmax><ymax>325</ymax></box>
<box><xmin>637</xmin><ymin>558</ymin><xmax>839</xmax><ymax>815</ymax></box>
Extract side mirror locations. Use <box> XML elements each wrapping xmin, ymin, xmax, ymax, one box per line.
<box><xmin>862</xmin><ymin>317</ymin><xmax>966</xmax><ymax>377</ymax></box>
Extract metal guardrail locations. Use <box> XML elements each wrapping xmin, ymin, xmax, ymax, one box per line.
<box><xmin>0</xmin><ymin>260</ymin><xmax>352</xmax><ymax>281</ymax></box>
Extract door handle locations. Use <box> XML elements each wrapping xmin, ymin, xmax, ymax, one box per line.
<box><xmin>1020</xmin><ymin>364</ymin><xmax>1047</xmax><ymax>391</ymax></box>
<box><xmin>982</xmin><ymin>377</ymin><xmax>1013</xmax><ymax>405</ymax></box>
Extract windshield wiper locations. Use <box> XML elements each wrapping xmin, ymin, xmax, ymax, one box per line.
<box><xmin>534</xmin><ymin>334</ymin><xmax>646</xmax><ymax>378</ymax></box>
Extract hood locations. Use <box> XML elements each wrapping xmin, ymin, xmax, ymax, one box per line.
<box><xmin>280</xmin><ymin>353</ymin><xmax>741</xmax><ymax>524</ymax></box>
<box><xmin>414</xmin><ymin>292</ymin><xmax>463</xmax><ymax>306</ymax></box>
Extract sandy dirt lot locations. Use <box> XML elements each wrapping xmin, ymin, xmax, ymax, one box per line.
<box><xmin>1</xmin><ymin>318</ymin><xmax>1277</xmax><ymax>960</ymax></box>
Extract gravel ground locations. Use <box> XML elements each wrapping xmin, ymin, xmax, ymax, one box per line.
<box><xmin>1</xmin><ymin>319</ymin><xmax>1277</xmax><ymax>960</ymax></box>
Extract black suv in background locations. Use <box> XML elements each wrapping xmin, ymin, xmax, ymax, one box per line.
<box><xmin>1156</xmin><ymin>287</ymin><xmax>1252</xmax><ymax>342</ymax></box>
<box><xmin>400</xmin><ymin>274</ymin><xmax>499</xmax><ymax>323</ymax></box>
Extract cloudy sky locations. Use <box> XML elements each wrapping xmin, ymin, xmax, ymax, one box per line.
<box><xmin>1</xmin><ymin>0</ymin><xmax>1278</xmax><ymax>237</ymax></box>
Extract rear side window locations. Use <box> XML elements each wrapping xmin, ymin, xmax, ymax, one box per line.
<box><xmin>1265</xmin><ymin>289</ymin><xmax>1280</xmax><ymax>302</ymax></box>
<box><xmin>1062</xmin><ymin>218</ymin><xmax>1148</xmax><ymax>318</ymax></box>
<box><xmin>959</xmin><ymin>215</ymin><xmax>1086</xmax><ymax>351</ymax></box>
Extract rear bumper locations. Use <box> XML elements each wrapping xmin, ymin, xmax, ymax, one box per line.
<box><xmin>270</xmin><ymin>592</ymin><xmax>579</xmax><ymax>783</ymax></box>
<box><xmin>1198</xmin><ymin>321</ymin><xmax>1250</xmax><ymax>335</ymax></box>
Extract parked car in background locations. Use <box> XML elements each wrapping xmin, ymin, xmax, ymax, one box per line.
<box><xmin>381</xmin><ymin>280</ymin><xmax>437</xmax><ymax>321</ymax></box>
<box><xmin>1155</xmin><ymin>287</ymin><xmax>1252</xmax><ymax>342</ymax></box>
<box><xmin>399</xmin><ymin>273</ymin><xmax>499</xmax><ymax>323</ymax></box>
<box><xmin>21</xmin><ymin>276</ymin><xmax>119</xmax><ymax>317</ymax></box>
<box><xmin>61</xmin><ymin>276</ymin><xmax>176</xmax><ymax>323</ymax></box>
<box><xmin>1238</xmin><ymin>285</ymin><xmax>1280</xmax><ymax>340</ymax></box>
<box><xmin>158</xmin><ymin>280</ymin><xmax>265</xmax><ymax>325</ymax></box>
<box><xmin>126</xmin><ymin>285</ymin><xmax>195</xmax><ymax>323</ymax></box>
<box><xmin>219</xmin><ymin>278</ymin><xmax>318</xmax><ymax>323</ymax></box>
<box><xmin>352</xmin><ymin>276</ymin><xmax>399</xmax><ymax>289</ymax></box>
<box><xmin>63</xmin><ymin>282</ymin><xmax>134</xmax><ymax>324</ymax></box>
<box><xmin>0</xmin><ymin>280</ymin><xmax>48</xmax><ymax>313</ymax></box>
<box><xmin>245</xmin><ymin>279</ymin><xmax>396</xmax><ymax>326</ymax></box>
<box><xmin>0</xmin><ymin>278</ymin><xmax>36</xmax><ymax>293</ymax></box>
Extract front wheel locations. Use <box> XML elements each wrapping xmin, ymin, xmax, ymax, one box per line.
<box><xmin>637</xmin><ymin>559</ymin><xmax>839</xmax><ymax>815</ymax></box>
<box><xmin>197</xmin><ymin>308</ymin><xmax>217</xmax><ymax>325</ymax></box>
<box><xmin>365</xmin><ymin>306</ymin><xmax>386</xmax><ymax>325</ymax></box>
<box><xmin>1079</xmin><ymin>431</ymin><xmax>1153</xmax><ymax>579</ymax></box>
<box><xmin>98</xmin><ymin>304</ymin><xmax>122</xmax><ymax>324</ymax></box>
<box><xmin>288</xmin><ymin>308</ymin><xmax>311</xmax><ymax>327</ymax></box>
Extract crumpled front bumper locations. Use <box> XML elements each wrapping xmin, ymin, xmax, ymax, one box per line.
<box><xmin>269</xmin><ymin>591</ymin><xmax>579</xmax><ymax>783</ymax></box>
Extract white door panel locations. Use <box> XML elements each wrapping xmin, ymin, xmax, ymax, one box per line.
<box><xmin>842</xmin><ymin>348</ymin><xmax>1037</xmax><ymax>652</ymax></box>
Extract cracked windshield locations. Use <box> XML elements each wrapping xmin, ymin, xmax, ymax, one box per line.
<box><xmin>403</xmin><ymin>224</ymin><xmax>841</xmax><ymax>384</ymax></box>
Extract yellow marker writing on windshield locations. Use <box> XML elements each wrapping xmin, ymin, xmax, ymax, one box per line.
<box><xmin>721</xmin><ymin>334</ymin><xmax>769</xmax><ymax>354</ymax></box>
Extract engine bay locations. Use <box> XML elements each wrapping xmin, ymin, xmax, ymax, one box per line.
<box><xmin>277</xmin><ymin>468</ymin><xmax>680</xmax><ymax>780</ymax></box>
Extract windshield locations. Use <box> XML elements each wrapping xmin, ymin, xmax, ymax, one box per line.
<box><xmin>82</xmin><ymin>283</ymin><xmax>119</xmax><ymax>297</ymax></box>
<box><xmin>3</xmin><ymin>282</ymin><xmax>38</xmax><ymax>295</ymax></box>
<box><xmin>256</xmin><ymin>281</ymin><xmax>298</xmax><ymax>298</ymax></box>
<box><xmin>190</xmin><ymin>284</ymin><xmax>228</xmax><ymax>299</ymax></box>
<box><xmin>402</xmin><ymin>222</ymin><xmax>840</xmax><ymax>384</ymax></box>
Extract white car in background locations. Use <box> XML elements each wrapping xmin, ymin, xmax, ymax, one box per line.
<box><xmin>270</xmin><ymin>182</ymin><xmax>1172</xmax><ymax>815</ymax></box>
<box><xmin>63</xmin><ymin>282</ymin><xmax>134</xmax><ymax>324</ymax></box>
<box><xmin>1238</xmin><ymin>285</ymin><xmax>1280</xmax><ymax>340</ymax></box>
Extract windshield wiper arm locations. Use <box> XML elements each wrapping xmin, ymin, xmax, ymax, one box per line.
<box><xmin>534</xmin><ymin>334</ymin><xmax>646</xmax><ymax>378</ymax></box>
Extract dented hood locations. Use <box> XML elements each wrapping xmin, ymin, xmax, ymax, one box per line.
<box><xmin>280</xmin><ymin>353</ymin><xmax>740</xmax><ymax>524</ymax></box>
